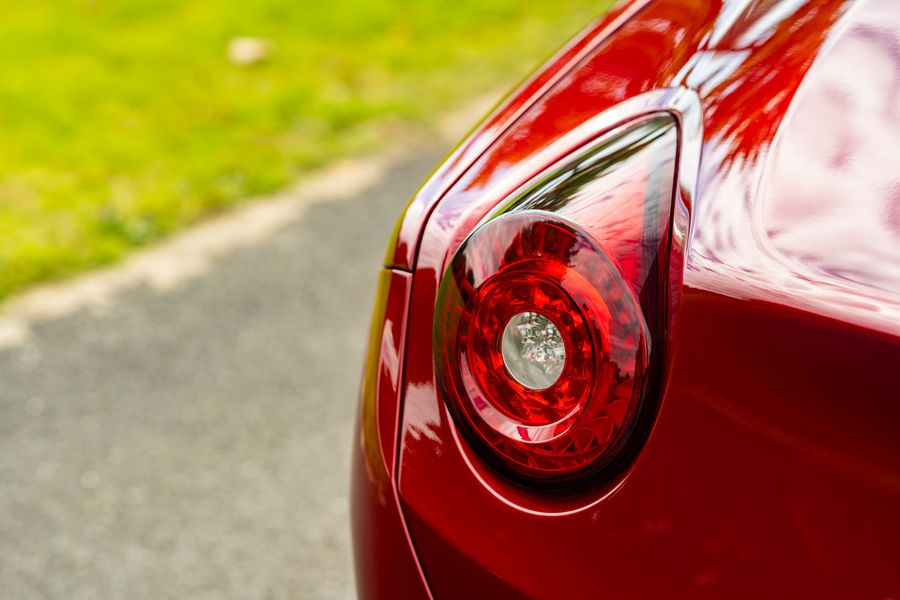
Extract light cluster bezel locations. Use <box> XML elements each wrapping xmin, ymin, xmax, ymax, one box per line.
<box><xmin>432</xmin><ymin>112</ymin><xmax>687</xmax><ymax>490</ymax></box>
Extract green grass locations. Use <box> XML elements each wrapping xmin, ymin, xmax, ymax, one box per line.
<box><xmin>0</xmin><ymin>0</ymin><xmax>609</xmax><ymax>299</ymax></box>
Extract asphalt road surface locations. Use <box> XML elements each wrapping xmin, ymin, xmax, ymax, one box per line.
<box><xmin>0</xmin><ymin>148</ymin><xmax>446</xmax><ymax>599</ymax></box>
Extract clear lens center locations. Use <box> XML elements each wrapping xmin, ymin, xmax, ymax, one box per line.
<box><xmin>500</xmin><ymin>311</ymin><xmax>566</xmax><ymax>390</ymax></box>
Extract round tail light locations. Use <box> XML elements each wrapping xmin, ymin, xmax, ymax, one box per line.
<box><xmin>433</xmin><ymin>115</ymin><xmax>678</xmax><ymax>487</ymax></box>
<box><xmin>435</xmin><ymin>212</ymin><xmax>650</xmax><ymax>484</ymax></box>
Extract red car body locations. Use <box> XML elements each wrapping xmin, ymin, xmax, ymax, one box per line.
<box><xmin>351</xmin><ymin>0</ymin><xmax>900</xmax><ymax>597</ymax></box>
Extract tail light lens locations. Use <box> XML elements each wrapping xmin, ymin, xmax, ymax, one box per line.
<box><xmin>434</xmin><ymin>116</ymin><xmax>678</xmax><ymax>486</ymax></box>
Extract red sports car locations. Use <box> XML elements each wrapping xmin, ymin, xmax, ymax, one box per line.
<box><xmin>351</xmin><ymin>0</ymin><xmax>900</xmax><ymax>597</ymax></box>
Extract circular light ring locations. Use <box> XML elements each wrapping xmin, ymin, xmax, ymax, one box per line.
<box><xmin>463</xmin><ymin>267</ymin><xmax>597</xmax><ymax>436</ymax></box>
<box><xmin>434</xmin><ymin>211</ymin><xmax>650</xmax><ymax>483</ymax></box>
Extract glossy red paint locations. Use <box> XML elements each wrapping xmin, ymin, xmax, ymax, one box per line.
<box><xmin>353</xmin><ymin>0</ymin><xmax>900</xmax><ymax>597</ymax></box>
<box><xmin>350</xmin><ymin>270</ymin><xmax>429</xmax><ymax>600</ymax></box>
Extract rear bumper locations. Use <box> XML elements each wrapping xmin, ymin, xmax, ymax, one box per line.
<box><xmin>350</xmin><ymin>425</ymin><xmax>429</xmax><ymax>600</ymax></box>
<box><xmin>349</xmin><ymin>269</ymin><xmax>430</xmax><ymax>599</ymax></box>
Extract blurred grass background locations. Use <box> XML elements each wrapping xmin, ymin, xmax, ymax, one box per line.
<box><xmin>0</xmin><ymin>0</ymin><xmax>610</xmax><ymax>300</ymax></box>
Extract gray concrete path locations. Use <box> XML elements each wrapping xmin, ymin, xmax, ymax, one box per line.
<box><xmin>0</xmin><ymin>148</ymin><xmax>446</xmax><ymax>599</ymax></box>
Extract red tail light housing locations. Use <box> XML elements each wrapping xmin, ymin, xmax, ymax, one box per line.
<box><xmin>434</xmin><ymin>116</ymin><xmax>678</xmax><ymax>486</ymax></box>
